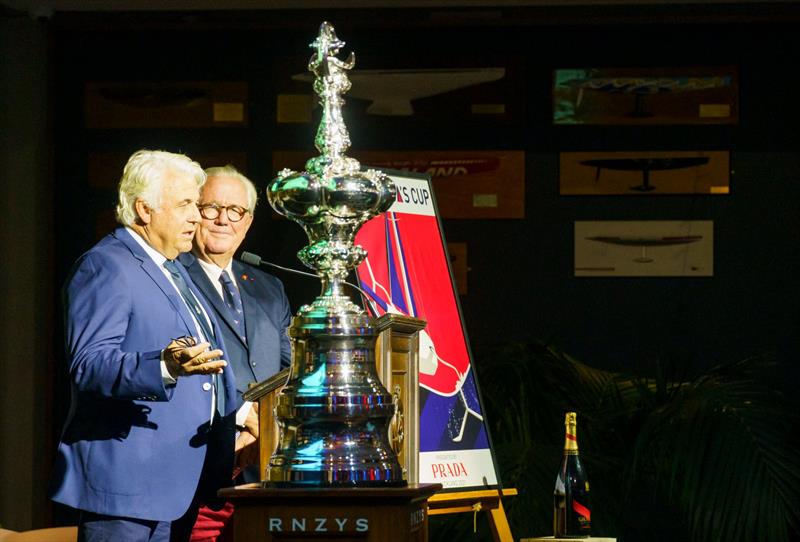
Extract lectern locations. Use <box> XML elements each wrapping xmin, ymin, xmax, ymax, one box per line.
<box><xmin>238</xmin><ymin>313</ymin><xmax>429</xmax><ymax>541</ymax></box>
<box><xmin>219</xmin><ymin>484</ymin><xmax>441</xmax><ymax>542</ymax></box>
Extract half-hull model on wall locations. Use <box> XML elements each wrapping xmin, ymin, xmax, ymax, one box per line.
<box><xmin>560</xmin><ymin>151</ymin><xmax>730</xmax><ymax>195</ymax></box>
<box><xmin>272</xmin><ymin>149</ymin><xmax>525</xmax><ymax>219</ymax></box>
<box><xmin>553</xmin><ymin>66</ymin><xmax>738</xmax><ymax>125</ymax></box>
<box><xmin>85</xmin><ymin>81</ymin><xmax>249</xmax><ymax>128</ymax></box>
<box><xmin>276</xmin><ymin>56</ymin><xmax>524</xmax><ymax>124</ymax></box>
<box><xmin>575</xmin><ymin>220</ymin><xmax>714</xmax><ymax>277</ymax></box>
<box><xmin>293</xmin><ymin>67</ymin><xmax>505</xmax><ymax>115</ymax></box>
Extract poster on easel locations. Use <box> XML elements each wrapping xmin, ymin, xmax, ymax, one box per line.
<box><xmin>355</xmin><ymin>169</ymin><xmax>500</xmax><ymax>491</ymax></box>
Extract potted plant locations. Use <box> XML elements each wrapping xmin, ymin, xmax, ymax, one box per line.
<box><xmin>429</xmin><ymin>340</ymin><xmax>800</xmax><ymax>542</ymax></box>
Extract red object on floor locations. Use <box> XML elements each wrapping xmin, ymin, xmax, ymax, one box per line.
<box><xmin>190</xmin><ymin>501</ymin><xmax>234</xmax><ymax>542</ymax></box>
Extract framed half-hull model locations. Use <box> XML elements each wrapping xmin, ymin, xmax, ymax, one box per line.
<box><xmin>560</xmin><ymin>151</ymin><xmax>730</xmax><ymax>195</ymax></box>
<box><xmin>575</xmin><ymin>220</ymin><xmax>714</xmax><ymax>277</ymax></box>
<box><xmin>274</xmin><ymin>55</ymin><xmax>524</xmax><ymax>124</ymax></box>
<box><xmin>553</xmin><ymin>66</ymin><xmax>738</xmax><ymax>125</ymax></box>
<box><xmin>272</xmin><ymin>149</ymin><xmax>524</xmax><ymax>219</ymax></box>
<box><xmin>85</xmin><ymin>81</ymin><xmax>248</xmax><ymax>128</ymax></box>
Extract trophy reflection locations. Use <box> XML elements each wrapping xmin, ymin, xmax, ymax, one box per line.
<box><xmin>265</xmin><ymin>22</ymin><xmax>405</xmax><ymax>487</ymax></box>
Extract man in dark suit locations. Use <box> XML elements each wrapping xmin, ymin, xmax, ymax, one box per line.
<box><xmin>50</xmin><ymin>150</ymin><xmax>240</xmax><ymax>542</ymax></box>
<box><xmin>179</xmin><ymin>166</ymin><xmax>291</xmax><ymax>541</ymax></box>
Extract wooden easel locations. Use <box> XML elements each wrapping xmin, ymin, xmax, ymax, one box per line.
<box><xmin>372</xmin><ymin>315</ymin><xmax>518</xmax><ymax>541</ymax></box>
<box><xmin>428</xmin><ymin>488</ymin><xmax>517</xmax><ymax>542</ymax></box>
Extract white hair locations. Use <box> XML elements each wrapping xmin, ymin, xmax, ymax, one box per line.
<box><xmin>204</xmin><ymin>165</ymin><xmax>258</xmax><ymax>215</ymax></box>
<box><xmin>115</xmin><ymin>150</ymin><xmax>206</xmax><ymax>226</ymax></box>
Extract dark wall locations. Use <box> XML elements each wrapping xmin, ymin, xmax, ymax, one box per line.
<box><xmin>52</xmin><ymin>5</ymin><xmax>800</xmax><ymax>394</ymax></box>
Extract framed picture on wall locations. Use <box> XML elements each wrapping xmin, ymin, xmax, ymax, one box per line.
<box><xmin>560</xmin><ymin>150</ymin><xmax>730</xmax><ymax>195</ymax></box>
<box><xmin>553</xmin><ymin>66</ymin><xmax>738</xmax><ymax>125</ymax></box>
<box><xmin>272</xmin><ymin>149</ymin><xmax>525</xmax><ymax>219</ymax></box>
<box><xmin>574</xmin><ymin>220</ymin><xmax>714</xmax><ymax>277</ymax></box>
<box><xmin>85</xmin><ymin>81</ymin><xmax>249</xmax><ymax>128</ymax></box>
<box><xmin>274</xmin><ymin>55</ymin><xmax>525</xmax><ymax>124</ymax></box>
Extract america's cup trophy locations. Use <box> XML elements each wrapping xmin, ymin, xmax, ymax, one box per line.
<box><xmin>266</xmin><ymin>22</ymin><xmax>404</xmax><ymax>486</ymax></box>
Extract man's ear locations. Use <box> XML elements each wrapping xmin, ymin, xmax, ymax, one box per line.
<box><xmin>134</xmin><ymin>199</ymin><xmax>152</xmax><ymax>225</ymax></box>
<box><xmin>240</xmin><ymin>213</ymin><xmax>254</xmax><ymax>236</ymax></box>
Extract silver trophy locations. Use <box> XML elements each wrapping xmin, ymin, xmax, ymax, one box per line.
<box><xmin>266</xmin><ymin>22</ymin><xmax>404</xmax><ymax>486</ymax></box>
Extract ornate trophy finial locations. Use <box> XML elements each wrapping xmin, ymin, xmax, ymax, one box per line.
<box><xmin>307</xmin><ymin>22</ymin><xmax>357</xmax><ymax>175</ymax></box>
<box><xmin>266</xmin><ymin>22</ymin><xmax>403</xmax><ymax>487</ymax></box>
<box><xmin>270</xmin><ymin>21</ymin><xmax>395</xmax><ymax>316</ymax></box>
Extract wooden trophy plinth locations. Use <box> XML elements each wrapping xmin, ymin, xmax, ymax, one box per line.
<box><xmin>219</xmin><ymin>483</ymin><xmax>442</xmax><ymax>542</ymax></box>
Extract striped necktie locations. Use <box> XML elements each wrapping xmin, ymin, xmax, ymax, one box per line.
<box><xmin>219</xmin><ymin>270</ymin><xmax>247</xmax><ymax>343</ymax></box>
<box><xmin>163</xmin><ymin>260</ymin><xmax>225</xmax><ymax>416</ymax></box>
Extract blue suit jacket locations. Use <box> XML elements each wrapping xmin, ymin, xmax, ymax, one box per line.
<box><xmin>179</xmin><ymin>253</ymin><xmax>292</xmax><ymax>397</ymax></box>
<box><xmin>50</xmin><ymin>228</ymin><xmax>240</xmax><ymax>522</ymax></box>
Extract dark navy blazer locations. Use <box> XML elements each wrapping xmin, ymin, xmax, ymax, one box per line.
<box><xmin>179</xmin><ymin>252</ymin><xmax>292</xmax><ymax>397</ymax></box>
<box><xmin>50</xmin><ymin>228</ymin><xmax>240</xmax><ymax>522</ymax></box>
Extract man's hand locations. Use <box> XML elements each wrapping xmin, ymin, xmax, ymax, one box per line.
<box><xmin>241</xmin><ymin>402</ymin><xmax>259</xmax><ymax>439</ymax></box>
<box><xmin>163</xmin><ymin>338</ymin><xmax>227</xmax><ymax>378</ymax></box>
<box><xmin>235</xmin><ymin>404</ymin><xmax>259</xmax><ymax>469</ymax></box>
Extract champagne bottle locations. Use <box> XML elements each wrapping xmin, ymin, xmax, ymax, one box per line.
<box><xmin>553</xmin><ymin>412</ymin><xmax>591</xmax><ymax>538</ymax></box>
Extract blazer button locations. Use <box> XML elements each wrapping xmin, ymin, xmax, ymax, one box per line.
<box><xmin>202</xmin><ymin>382</ymin><xmax>212</xmax><ymax>391</ymax></box>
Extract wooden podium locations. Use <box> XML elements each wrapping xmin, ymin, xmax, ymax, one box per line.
<box><xmin>373</xmin><ymin>313</ymin><xmax>426</xmax><ymax>483</ymax></box>
<box><xmin>240</xmin><ymin>314</ymin><xmax>515</xmax><ymax>541</ymax></box>
<box><xmin>219</xmin><ymin>483</ymin><xmax>442</xmax><ymax>542</ymax></box>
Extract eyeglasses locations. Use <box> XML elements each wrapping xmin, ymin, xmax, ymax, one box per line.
<box><xmin>198</xmin><ymin>203</ymin><xmax>249</xmax><ymax>223</ymax></box>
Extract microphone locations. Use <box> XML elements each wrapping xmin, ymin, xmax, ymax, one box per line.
<box><xmin>241</xmin><ymin>251</ymin><xmax>317</xmax><ymax>280</ymax></box>
<box><xmin>240</xmin><ymin>251</ymin><xmax>380</xmax><ymax>316</ymax></box>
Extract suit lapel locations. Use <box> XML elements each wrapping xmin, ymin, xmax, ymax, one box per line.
<box><xmin>178</xmin><ymin>255</ymin><xmax>241</xmax><ymax>415</ymax></box>
<box><xmin>115</xmin><ymin>228</ymin><xmax>197</xmax><ymax>336</ymax></box>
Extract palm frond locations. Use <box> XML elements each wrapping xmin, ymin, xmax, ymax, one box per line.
<box><xmin>476</xmin><ymin>342</ymin><xmax>800</xmax><ymax>542</ymax></box>
<box><xmin>629</xmin><ymin>356</ymin><xmax>800</xmax><ymax>542</ymax></box>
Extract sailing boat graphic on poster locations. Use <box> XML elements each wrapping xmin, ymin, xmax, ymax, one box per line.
<box><xmin>355</xmin><ymin>171</ymin><xmax>499</xmax><ymax>489</ymax></box>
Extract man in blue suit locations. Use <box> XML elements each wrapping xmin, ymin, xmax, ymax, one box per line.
<box><xmin>50</xmin><ymin>150</ymin><xmax>240</xmax><ymax>542</ymax></box>
<box><xmin>183</xmin><ymin>165</ymin><xmax>291</xmax><ymax>403</ymax></box>
<box><xmin>179</xmin><ymin>166</ymin><xmax>291</xmax><ymax>541</ymax></box>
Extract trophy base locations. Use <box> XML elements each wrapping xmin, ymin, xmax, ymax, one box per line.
<box><xmin>263</xmin><ymin>479</ymin><xmax>408</xmax><ymax>488</ymax></box>
<box><xmin>265</xmin><ymin>467</ymin><xmax>407</xmax><ymax>488</ymax></box>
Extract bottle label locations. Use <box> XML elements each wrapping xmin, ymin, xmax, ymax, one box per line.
<box><xmin>572</xmin><ymin>499</ymin><xmax>591</xmax><ymax>521</ymax></box>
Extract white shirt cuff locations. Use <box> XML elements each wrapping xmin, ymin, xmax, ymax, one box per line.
<box><xmin>160</xmin><ymin>354</ymin><xmax>177</xmax><ymax>386</ymax></box>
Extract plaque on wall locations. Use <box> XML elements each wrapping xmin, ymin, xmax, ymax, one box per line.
<box><xmin>574</xmin><ymin>220</ymin><xmax>714</xmax><ymax>277</ymax></box>
<box><xmin>560</xmin><ymin>150</ymin><xmax>730</xmax><ymax>195</ymax></box>
<box><xmin>275</xmin><ymin>55</ymin><xmax>524</xmax><ymax>122</ymax></box>
<box><xmin>553</xmin><ymin>66</ymin><xmax>738</xmax><ymax>125</ymax></box>
<box><xmin>272</xmin><ymin>149</ymin><xmax>525</xmax><ymax>219</ymax></box>
<box><xmin>85</xmin><ymin>81</ymin><xmax>248</xmax><ymax>128</ymax></box>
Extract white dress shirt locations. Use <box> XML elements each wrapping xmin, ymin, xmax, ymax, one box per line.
<box><xmin>126</xmin><ymin>228</ymin><xmax>219</xmax><ymax>419</ymax></box>
<box><xmin>193</xmin><ymin>255</ymin><xmax>253</xmax><ymax>427</ymax></box>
